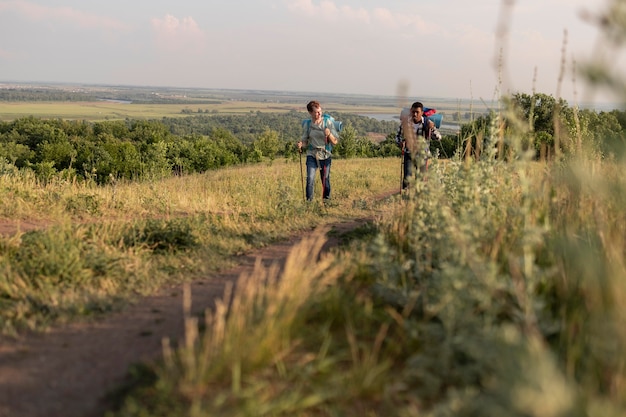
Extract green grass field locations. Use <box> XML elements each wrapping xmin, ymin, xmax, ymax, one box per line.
<box><xmin>0</xmin><ymin>157</ymin><xmax>403</xmax><ymax>333</ymax></box>
<box><xmin>2</xmin><ymin>150</ymin><xmax>625</xmax><ymax>416</ymax></box>
<box><xmin>100</xmin><ymin>155</ymin><xmax>626</xmax><ymax>417</ymax></box>
<box><xmin>0</xmin><ymin>99</ymin><xmax>410</xmax><ymax>122</ymax></box>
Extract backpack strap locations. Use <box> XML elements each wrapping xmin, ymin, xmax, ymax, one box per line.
<box><xmin>323</xmin><ymin>114</ymin><xmax>335</xmax><ymax>152</ymax></box>
<box><xmin>302</xmin><ymin>115</ymin><xmax>339</xmax><ymax>153</ymax></box>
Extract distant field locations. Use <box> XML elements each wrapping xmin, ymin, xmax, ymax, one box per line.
<box><xmin>0</xmin><ymin>83</ymin><xmax>493</xmax><ymax>124</ymax></box>
<box><xmin>0</xmin><ymin>100</ymin><xmax>411</xmax><ymax>122</ymax></box>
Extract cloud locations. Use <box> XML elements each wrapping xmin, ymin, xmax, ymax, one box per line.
<box><xmin>151</xmin><ymin>14</ymin><xmax>206</xmax><ymax>53</ymax></box>
<box><xmin>0</xmin><ymin>47</ymin><xmax>17</xmax><ymax>60</ymax></box>
<box><xmin>0</xmin><ymin>0</ymin><xmax>129</xmax><ymax>31</ymax></box>
<box><xmin>285</xmin><ymin>0</ymin><xmax>437</xmax><ymax>33</ymax></box>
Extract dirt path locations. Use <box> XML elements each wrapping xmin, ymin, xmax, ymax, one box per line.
<box><xmin>0</xmin><ymin>214</ymin><xmax>381</xmax><ymax>417</ymax></box>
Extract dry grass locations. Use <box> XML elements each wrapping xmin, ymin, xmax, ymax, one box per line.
<box><xmin>0</xmin><ymin>158</ymin><xmax>400</xmax><ymax>223</ymax></box>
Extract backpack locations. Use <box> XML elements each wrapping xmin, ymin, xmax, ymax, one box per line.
<box><xmin>400</xmin><ymin>107</ymin><xmax>443</xmax><ymax>129</ymax></box>
<box><xmin>302</xmin><ymin>113</ymin><xmax>343</xmax><ymax>152</ymax></box>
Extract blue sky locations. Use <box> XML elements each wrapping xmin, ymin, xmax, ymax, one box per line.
<box><xmin>0</xmin><ymin>0</ymin><xmax>621</xmax><ymax>106</ymax></box>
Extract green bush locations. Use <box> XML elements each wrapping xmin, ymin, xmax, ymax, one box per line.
<box><xmin>121</xmin><ymin>218</ymin><xmax>199</xmax><ymax>254</ymax></box>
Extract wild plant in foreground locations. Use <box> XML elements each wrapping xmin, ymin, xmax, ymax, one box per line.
<box><xmin>141</xmin><ymin>230</ymin><xmax>344</xmax><ymax>416</ymax></box>
<box><xmin>365</xmin><ymin>154</ymin><xmax>626</xmax><ymax>416</ymax></box>
<box><xmin>108</xmin><ymin>153</ymin><xmax>626</xmax><ymax>417</ymax></box>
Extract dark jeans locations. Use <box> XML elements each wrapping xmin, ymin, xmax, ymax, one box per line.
<box><xmin>402</xmin><ymin>151</ymin><xmax>428</xmax><ymax>189</ymax></box>
<box><xmin>306</xmin><ymin>155</ymin><xmax>331</xmax><ymax>200</ymax></box>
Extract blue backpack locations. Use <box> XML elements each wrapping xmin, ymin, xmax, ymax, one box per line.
<box><xmin>401</xmin><ymin>107</ymin><xmax>442</xmax><ymax>128</ymax></box>
<box><xmin>302</xmin><ymin>113</ymin><xmax>343</xmax><ymax>152</ymax></box>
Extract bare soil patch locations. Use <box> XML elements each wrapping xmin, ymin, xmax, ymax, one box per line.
<box><xmin>0</xmin><ymin>220</ymin><xmax>50</xmax><ymax>237</ymax></box>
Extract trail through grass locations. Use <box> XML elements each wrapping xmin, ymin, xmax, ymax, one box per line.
<box><xmin>0</xmin><ymin>157</ymin><xmax>401</xmax><ymax>334</ymax></box>
<box><xmin>106</xmin><ymin>155</ymin><xmax>626</xmax><ymax>417</ymax></box>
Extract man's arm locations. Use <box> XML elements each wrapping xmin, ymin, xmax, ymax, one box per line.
<box><xmin>324</xmin><ymin>120</ymin><xmax>339</xmax><ymax>145</ymax></box>
<box><xmin>431</xmin><ymin>127</ymin><xmax>442</xmax><ymax>141</ymax></box>
<box><xmin>298</xmin><ymin>120</ymin><xmax>310</xmax><ymax>151</ymax></box>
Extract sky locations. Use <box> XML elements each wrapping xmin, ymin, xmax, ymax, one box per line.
<box><xmin>0</xmin><ymin>0</ymin><xmax>622</xmax><ymax>107</ymax></box>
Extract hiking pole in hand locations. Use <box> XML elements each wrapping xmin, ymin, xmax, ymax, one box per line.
<box><xmin>299</xmin><ymin>148</ymin><xmax>305</xmax><ymax>202</ymax></box>
<box><xmin>400</xmin><ymin>147</ymin><xmax>404</xmax><ymax>194</ymax></box>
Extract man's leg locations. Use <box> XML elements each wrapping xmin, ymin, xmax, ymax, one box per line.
<box><xmin>418</xmin><ymin>151</ymin><xmax>431</xmax><ymax>176</ymax></box>
<box><xmin>420</xmin><ymin>147</ymin><xmax>432</xmax><ymax>175</ymax></box>
<box><xmin>321</xmin><ymin>158</ymin><xmax>331</xmax><ymax>200</ymax></box>
<box><xmin>403</xmin><ymin>152</ymin><xmax>413</xmax><ymax>189</ymax></box>
<box><xmin>305</xmin><ymin>155</ymin><xmax>317</xmax><ymax>201</ymax></box>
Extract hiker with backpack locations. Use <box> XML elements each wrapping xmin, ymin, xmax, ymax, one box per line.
<box><xmin>297</xmin><ymin>100</ymin><xmax>339</xmax><ymax>202</ymax></box>
<box><xmin>396</xmin><ymin>101</ymin><xmax>442</xmax><ymax>190</ymax></box>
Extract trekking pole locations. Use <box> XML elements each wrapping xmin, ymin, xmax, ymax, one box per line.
<box><xmin>400</xmin><ymin>148</ymin><xmax>404</xmax><ymax>193</ymax></box>
<box><xmin>299</xmin><ymin>148</ymin><xmax>305</xmax><ymax>202</ymax></box>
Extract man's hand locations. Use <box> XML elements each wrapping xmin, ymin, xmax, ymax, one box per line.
<box><xmin>297</xmin><ymin>141</ymin><xmax>303</xmax><ymax>151</ymax></box>
<box><xmin>324</xmin><ymin>128</ymin><xmax>338</xmax><ymax>145</ymax></box>
<box><xmin>427</xmin><ymin>120</ymin><xmax>442</xmax><ymax>140</ymax></box>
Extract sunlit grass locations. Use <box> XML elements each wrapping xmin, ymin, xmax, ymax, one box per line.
<box><xmin>0</xmin><ymin>157</ymin><xmax>402</xmax><ymax>334</ymax></box>
<box><xmin>0</xmin><ymin>157</ymin><xmax>400</xmax><ymax>223</ymax></box>
<box><xmin>105</xmin><ymin>151</ymin><xmax>626</xmax><ymax>417</ymax></box>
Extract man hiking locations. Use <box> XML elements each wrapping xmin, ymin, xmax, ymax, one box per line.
<box><xmin>297</xmin><ymin>100</ymin><xmax>339</xmax><ymax>202</ymax></box>
<box><xmin>395</xmin><ymin>101</ymin><xmax>442</xmax><ymax>190</ymax></box>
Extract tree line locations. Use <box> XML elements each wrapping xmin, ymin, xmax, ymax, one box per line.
<box><xmin>460</xmin><ymin>93</ymin><xmax>626</xmax><ymax>161</ymax></box>
<box><xmin>0</xmin><ymin>93</ymin><xmax>623</xmax><ymax>185</ymax></box>
<box><xmin>0</xmin><ymin>111</ymin><xmax>402</xmax><ymax>185</ymax></box>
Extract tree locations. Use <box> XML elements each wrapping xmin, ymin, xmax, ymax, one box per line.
<box><xmin>129</xmin><ymin>120</ymin><xmax>171</xmax><ymax>144</ymax></box>
<box><xmin>378</xmin><ymin>134</ymin><xmax>401</xmax><ymax>157</ymax></box>
<box><xmin>93</xmin><ymin>120</ymin><xmax>130</xmax><ymax>139</ymax></box>
<box><xmin>510</xmin><ymin>93</ymin><xmax>566</xmax><ymax>136</ymax></box>
<box><xmin>253</xmin><ymin>128</ymin><xmax>281</xmax><ymax>160</ymax></box>
<box><xmin>209</xmin><ymin>128</ymin><xmax>245</xmax><ymax>163</ymax></box>
<box><xmin>36</xmin><ymin>139</ymin><xmax>76</xmax><ymax>171</ymax></box>
<box><xmin>0</xmin><ymin>141</ymin><xmax>33</xmax><ymax>167</ymax></box>
<box><xmin>103</xmin><ymin>140</ymin><xmax>142</xmax><ymax>180</ymax></box>
<box><xmin>503</xmin><ymin>93</ymin><xmax>572</xmax><ymax>159</ymax></box>
<box><xmin>581</xmin><ymin>109</ymin><xmax>625</xmax><ymax>158</ymax></box>
<box><xmin>335</xmin><ymin>124</ymin><xmax>357</xmax><ymax>158</ymax></box>
<box><xmin>141</xmin><ymin>141</ymin><xmax>171</xmax><ymax>180</ymax></box>
<box><xmin>355</xmin><ymin>138</ymin><xmax>376</xmax><ymax>157</ymax></box>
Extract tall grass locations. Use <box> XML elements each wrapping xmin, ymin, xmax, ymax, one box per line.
<box><xmin>107</xmin><ymin>149</ymin><xmax>626</xmax><ymax>417</ymax></box>
<box><xmin>0</xmin><ymin>157</ymin><xmax>401</xmax><ymax>334</ymax></box>
<box><xmin>0</xmin><ymin>158</ymin><xmax>397</xmax><ymax>222</ymax></box>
